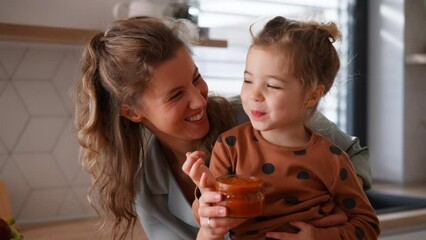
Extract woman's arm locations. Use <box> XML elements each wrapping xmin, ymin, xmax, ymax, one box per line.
<box><xmin>135</xmin><ymin>205</ymin><xmax>185</xmax><ymax>240</ymax></box>
<box><xmin>308</xmin><ymin>111</ymin><xmax>371</xmax><ymax>189</ymax></box>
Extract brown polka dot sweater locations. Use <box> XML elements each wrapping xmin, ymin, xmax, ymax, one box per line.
<box><xmin>210</xmin><ymin>122</ymin><xmax>380</xmax><ymax>240</ymax></box>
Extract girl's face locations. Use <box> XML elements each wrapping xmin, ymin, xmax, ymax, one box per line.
<box><xmin>242</xmin><ymin>46</ymin><xmax>309</xmax><ymax>132</ymax></box>
<box><xmin>129</xmin><ymin>47</ymin><xmax>209</xmax><ymax>148</ymax></box>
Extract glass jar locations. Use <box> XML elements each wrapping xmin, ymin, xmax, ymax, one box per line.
<box><xmin>215</xmin><ymin>175</ymin><xmax>265</xmax><ymax>217</ymax></box>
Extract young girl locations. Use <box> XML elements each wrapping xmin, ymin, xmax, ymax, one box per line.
<box><xmin>184</xmin><ymin>16</ymin><xmax>380</xmax><ymax>240</ymax></box>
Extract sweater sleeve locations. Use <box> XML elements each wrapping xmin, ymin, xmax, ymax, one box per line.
<box><xmin>209</xmin><ymin>134</ymin><xmax>235</xmax><ymax>178</ymax></box>
<box><xmin>308</xmin><ymin>111</ymin><xmax>372</xmax><ymax>189</ymax></box>
<box><xmin>313</xmin><ymin>151</ymin><xmax>380</xmax><ymax>239</ymax></box>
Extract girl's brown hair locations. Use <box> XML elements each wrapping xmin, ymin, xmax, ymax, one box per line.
<box><xmin>74</xmin><ymin>17</ymin><xmax>234</xmax><ymax>239</ymax></box>
<box><xmin>250</xmin><ymin>16</ymin><xmax>342</xmax><ymax>118</ymax></box>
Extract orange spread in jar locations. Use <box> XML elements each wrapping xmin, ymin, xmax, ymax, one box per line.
<box><xmin>215</xmin><ymin>175</ymin><xmax>265</xmax><ymax>217</ymax></box>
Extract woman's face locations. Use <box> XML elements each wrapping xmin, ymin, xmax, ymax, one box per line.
<box><xmin>133</xmin><ymin>47</ymin><xmax>210</xmax><ymax>148</ymax></box>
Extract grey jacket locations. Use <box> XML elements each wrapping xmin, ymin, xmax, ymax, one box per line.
<box><xmin>135</xmin><ymin>99</ymin><xmax>371</xmax><ymax>240</ymax></box>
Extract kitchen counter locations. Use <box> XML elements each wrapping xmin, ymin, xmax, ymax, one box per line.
<box><xmin>370</xmin><ymin>181</ymin><xmax>426</xmax><ymax>234</ymax></box>
<box><xmin>17</xmin><ymin>181</ymin><xmax>426</xmax><ymax>239</ymax></box>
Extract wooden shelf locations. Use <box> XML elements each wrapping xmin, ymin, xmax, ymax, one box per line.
<box><xmin>0</xmin><ymin>23</ymin><xmax>227</xmax><ymax>47</ymax></box>
<box><xmin>406</xmin><ymin>53</ymin><xmax>426</xmax><ymax>65</ymax></box>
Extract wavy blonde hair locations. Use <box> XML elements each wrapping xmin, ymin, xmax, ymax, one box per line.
<box><xmin>74</xmin><ymin>17</ymin><xmax>234</xmax><ymax>239</ymax></box>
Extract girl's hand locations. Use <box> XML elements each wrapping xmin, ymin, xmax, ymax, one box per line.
<box><xmin>183</xmin><ymin>151</ymin><xmax>216</xmax><ymax>193</ymax></box>
<box><xmin>266</xmin><ymin>221</ymin><xmax>314</xmax><ymax>240</ymax></box>
<box><xmin>308</xmin><ymin>200</ymin><xmax>348</xmax><ymax>227</ymax></box>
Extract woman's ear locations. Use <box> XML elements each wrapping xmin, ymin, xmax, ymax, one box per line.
<box><xmin>306</xmin><ymin>85</ymin><xmax>325</xmax><ymax>107</ymax></box>
<box><xmin>120</xmin><ymin>104</ymin><xmax>144</xmax><ymax>122</ymax></box>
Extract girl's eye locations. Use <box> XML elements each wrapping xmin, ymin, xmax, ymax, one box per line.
<box><xmin>267</xmin><ymin>84</ymin><xmax>282</xmax><ymax>89</ymax></box>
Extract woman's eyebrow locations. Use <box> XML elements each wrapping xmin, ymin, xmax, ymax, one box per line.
<box><xmin>193</xmin><ymin>67</ymin><xmax>200</xmax><ymax>79</ymax></box>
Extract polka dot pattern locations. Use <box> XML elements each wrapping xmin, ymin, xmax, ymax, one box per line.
<box><xmin>355</xmin><ymin>226</ymin><xmax>365</xmax><ymax>239</ymax></box>
<box><xmin>297</xmin><ymin>171</ymin><xmax>310</xmax><ymax>179</ymax></box>
<box><xmin>254</xmin><ymin>216</ymin><xmax>269</xmax><ymax>222</ymax></box>
<box><xmin>340</xmin><ymin>168</ymin><xmax>348</xmax><ymax>180</ymax></box>
<box><xmin>246</xmin><ymin>230</ymin><xmax>259</xmax><ymax>235</ymax></box>
<box><xmin>330</xmin><ymin>146</ymin><xmax>342</xmax><ymax>155</ymax></box>
<box><xmin>225</xmin><ymin>136</ymin><xmax>236</xmax><ymax>146</ymax></box>
<box><xmin>343</xmin><ymin>197</ymin><xmax>356</xmax><ymax>209</ymax></box>
<box><xmin>262</xmin><ymin>163</ymin><xmax>275</xmax><ymax>174</ymax></box>
<box><xmin>369</xmin><ymin>221</ymin><xmax>379</xmax><ymax>229</ymax></box>
<box><xmin>284</xmin><ymin>196</ymin><xmax>300</xmax><ymax>204</ymax></box>
<box><xmin>294</xmin><ymin>149</ymin><xmax>306</xmax><ymax>155</ymax></box>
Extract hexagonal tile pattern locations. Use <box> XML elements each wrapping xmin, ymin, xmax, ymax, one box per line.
<box><xmin>0</xmin><ymin>67</ymin><xmax>7</xmax><ymax>79</ymax></box>
<box><xmin>0</xmin><ymin>154</ymin><xmax>8</xmax><ymax>172</ymax></box>
<box><xmin>72</xmin><ymin>186</ymin><xmax>95</xmax><ymax>214</ymax></box>
<box><xmin>13</xmin><ymin>47</ymin><xmax>64</xmax><ymax>80</ymax></box>
<box><xmin>0</xmin><ymin>42</ymin><xmax>26</xmax><ymax>78</ymax></box>
<box><xmin>1</xmin><ymin>41</ymin><xmax>97</xmax><ymax>224</ymax></box>
<box><xmin>53</xmin><ymin>120</ymin><xmax>80</xmax><ymax>183</ymax></box>
<box><xmin>14</xmin><ymin>153</ymin><xmax>68</xmax><ymax>188</ymax></box>
<box><xmin>14</xmin><ymin>117</ymin><xmax>67</xmax><ymax>152</ymax></box>
<box><xmin>52</xmin><ymin>50</ymin><xmax>81</xmax><ymax>114</ymax></box>
<box><xmin>0</xmin><ymin>80</ymin><xmax>7</xmax><ymax>94</ymax></box>
<box><xmin>73</xmin><ymin>169</ymin><xmax>92</xmax><ymax>186</ymax></box>
<box><xmin>0</xmin><ymin>83</ymin><xmax>30</xmax><ymax>151</ymax></box>
<box><xmin>0</xmin><ymin>141</ymin><xmax>7</xmax><ymax>155</ymax></box>
<box><xmin>14</xmin><ymin>81</ymin><xmax>68</xmax><ymax>116</ymax></box>
<box><xmin>57</xmin><ymin>189</ymin><xmax>88</xmax><ymax>218</ymax></box>
<box><xmin>18</xmin><ymin>188</ymin><xmax>68</xmax><ymax>222</ymax></box>
<box><xmin>0</xmin><ymin>159</ymin><xmax>31</xmax><ymax>217</ymax></box>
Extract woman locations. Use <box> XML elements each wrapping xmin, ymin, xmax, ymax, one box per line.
<box><xmin>74</xmin><ymin>16</ymin><xmax>371</xmax><ymax>240</ymax></box>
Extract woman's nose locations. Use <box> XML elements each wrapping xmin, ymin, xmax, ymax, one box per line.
<box><xmin>189</xmin><ymin>86</ymin><xmax>208</xmax><ymax>109</ymax></box>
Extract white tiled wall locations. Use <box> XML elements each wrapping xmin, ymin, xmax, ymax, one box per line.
<box><xmin>0</xmin><ymin>41</ymin><xmax>94</xmax><ymax>224</ymax></box>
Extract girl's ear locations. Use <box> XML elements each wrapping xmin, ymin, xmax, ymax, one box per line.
<box><xmin>120</xmin><ymin>104</ymin><xmax>144</xmax><ymax>122</ymax></box>
<box><xmin>306</xmin><ymin>85</ymin><xmax>325</xmax><ymax>107</ymax></box>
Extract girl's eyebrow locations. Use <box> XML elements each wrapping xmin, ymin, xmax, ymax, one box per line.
<box><xmin>244</xmin><ymin>70</ymin><xmax>286</xmax><ymax>82</ymax></box>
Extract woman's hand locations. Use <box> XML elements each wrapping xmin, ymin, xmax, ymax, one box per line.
<box><xmin>194</xmin><ymin>173</ymin><xmax>246</xmax><ymax>239</ymax></box>
<box><xmin>308</xmin><ymin>200</ymin><xmax>348</xmax><ymax>227</ymax></box>
<box><xmin>266</xmin><ymin>221</ymin><xmax>315</xmax><ymax>240</ymax></box>
<box><xmin>196</xmin><ymin>190</ymin><xmax>246</xmax><ymax>240</ymax></box>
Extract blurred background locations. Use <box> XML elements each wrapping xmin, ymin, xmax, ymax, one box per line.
<box><xmin>0</xmin><ymin>0</ymin><xmax>425</xmax><ymax>239</ymax></box>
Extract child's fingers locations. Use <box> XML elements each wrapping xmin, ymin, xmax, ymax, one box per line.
<box><xmin>189</xmin><ymin>158</ymin><xmax>206</xmax><ymax>178</ymax></box>
<box><xmin>182</xmin><ymin>152</ymin><xmax>202</xmax><ymax>174</ymax></box>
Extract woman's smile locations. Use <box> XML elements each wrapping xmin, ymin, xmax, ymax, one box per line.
<box><xmin>186</xmin><ymin>110</ymin><xmax>207</xmax><ymax>124</ymax></box>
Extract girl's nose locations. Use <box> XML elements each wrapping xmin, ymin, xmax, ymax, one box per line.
<box><xmin>251</xmin><ymin>88</ymin><xmax>264</xmax><ymax>102</ymax></box>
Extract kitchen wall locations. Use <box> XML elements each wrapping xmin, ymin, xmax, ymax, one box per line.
<box><xmin>368</xmin><ymin>0</ymin><xmax>426</xmax><ymax>183</ymax></box>
<box><xmin>0</xmin><ymin>41</ymin><xmax>94</xmax><ymax>224</ymax></box>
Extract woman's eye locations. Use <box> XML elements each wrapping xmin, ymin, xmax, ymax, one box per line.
<box><xmin>243</xmin><ymin>80</ymin><xmax>252</xmax><ymax>84</ymax></box>
<box><xmin>169</xmin><ymin>91</ymin><xmax>183</xmax><ymax>101</ymax></box>
<box><xmin>193</xmin><ymin>73</ymin><xmax>201</xmax><ymax>84</ymax></box>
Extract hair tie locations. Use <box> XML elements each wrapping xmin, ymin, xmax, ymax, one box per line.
<box><xmin>104</xmin><ymin>28</ymin><xmax>111</xmax><ymax>37</ymax></box>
